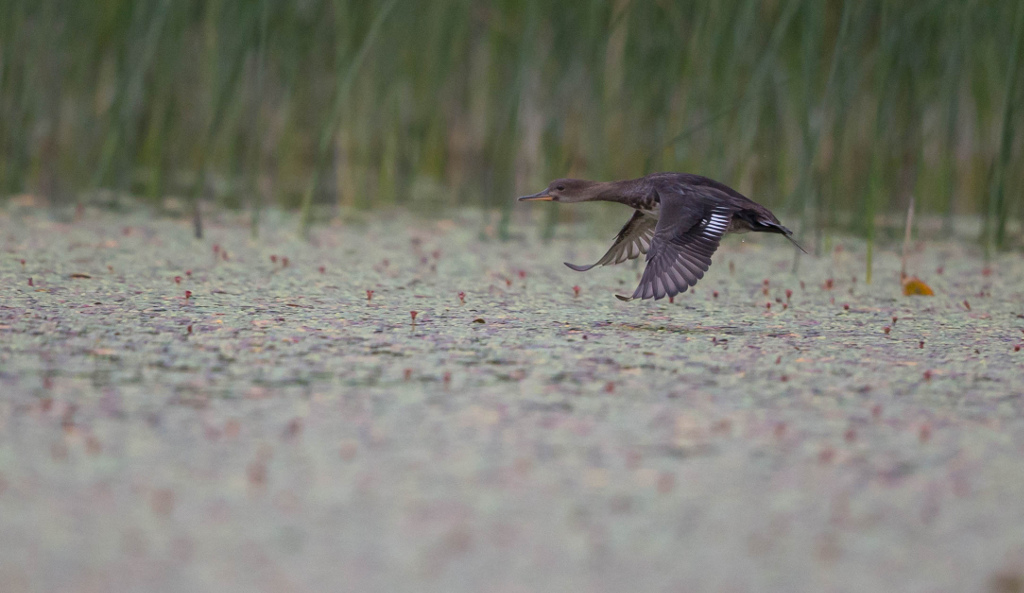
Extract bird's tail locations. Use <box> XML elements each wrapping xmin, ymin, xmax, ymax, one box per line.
<box><xmin>737</xmin><ymin>210</ymin><xmax>808</xmax><ymax>253</ymax></box>
<box><xmin>765</xmin><ymin>222</ymin><xmax>808</xmax><ymax>254</ymax></box>
<box><xmin>783</xmin><ymin>232</ymin><xmax>808</xmax><ymax>254</ymax></box>
<box><xmin>766</xmin><ymin>223</ymin><xmax>807</xmax><ymax>254</ymax></box>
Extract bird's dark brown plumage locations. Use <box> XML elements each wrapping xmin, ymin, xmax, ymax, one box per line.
<box><xmin>518</xmin><ymin>172</ymin><xmax>805</xmax><ymax>301</ymax></box>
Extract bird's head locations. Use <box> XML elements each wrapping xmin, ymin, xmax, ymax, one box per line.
<box><xmin>518</xmin><ymin>178</ymin><xmax>598</xmax><ymax>203</ymax></box>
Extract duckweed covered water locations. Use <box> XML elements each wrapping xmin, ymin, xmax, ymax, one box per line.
<box><xmin>1</xmin><ymin>209</ymin><xmax>1023</xmax><ymax>592</ymax></box>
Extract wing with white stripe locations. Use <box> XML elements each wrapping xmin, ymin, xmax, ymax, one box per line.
<box><xmin>565</xmin><ymin>210</ymin><xmax>658</xmax><ymax>272</ymax></box>
<box><xmin>619</xmin><ymin>206</ymin><xmax>732</xmax><ymax>301</ymax></box>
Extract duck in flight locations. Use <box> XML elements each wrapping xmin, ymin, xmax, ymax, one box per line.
<box><xmin>519</xmin><ymin>172</ymin><xmax>805</xmax><ymax>301</ymax></box>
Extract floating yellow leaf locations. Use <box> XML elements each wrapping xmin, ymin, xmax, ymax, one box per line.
<box><xmin>902</xmin><ymin>276</ymin><xmax>934</xmax><ymax>296</ymax></box>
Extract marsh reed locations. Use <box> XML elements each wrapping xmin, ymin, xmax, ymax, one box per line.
<box><xmin>0</xmin><ymin>1</ymin><xmax>1020</xmax><ymax>248</ymax></box>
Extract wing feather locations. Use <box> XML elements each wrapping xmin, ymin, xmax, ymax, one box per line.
<box><xmin>564</xmin><ymin>210</ymin><xmax>658</xmax><ymax>272</ymax></box>
<box><xmin>619</xmin><ymin>200</ymin><xmax>733</xmax><ymax>301</ymax></box>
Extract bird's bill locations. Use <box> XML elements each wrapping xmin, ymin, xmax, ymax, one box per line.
<box><xmin>517</xmin><ymin>190</ymin><xmax>554</xmax><ymax>201</ymax></box>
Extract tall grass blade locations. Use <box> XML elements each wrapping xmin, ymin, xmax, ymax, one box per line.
<box><xmin>298</xmin><ymin>0</ymin><xmax>398</xmax><ymax>238</ymax></box>
<box><xmin>988</xmin><ymin>1</ymin><xmax>1024</xmax><ymax>252</ymax></box>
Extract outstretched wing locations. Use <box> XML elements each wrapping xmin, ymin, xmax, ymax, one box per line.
<box><xmin>565</xmin><ymin>210</ymin><xmax>658</xmax><ymax>272</ymax></box>
<box><xmin>617</xmin><ymin>202</ymin><xmax>732</xmax><ymax>301</ymax></box>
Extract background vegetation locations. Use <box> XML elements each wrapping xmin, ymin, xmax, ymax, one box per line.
<box><xmin>0</xmin><ymin>0</ymin><xmax>1021</xmax><ymax>248</ymax></box>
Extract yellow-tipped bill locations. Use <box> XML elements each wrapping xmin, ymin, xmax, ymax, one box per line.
<box><xmin>518</xmin><ymin>191</ymin><xmax>554</xmax><ymax>201</ymax></box>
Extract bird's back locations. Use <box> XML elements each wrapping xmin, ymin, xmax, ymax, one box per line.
<box><xmin>644</xmin><ymin>172</ymin><xmax>781</xmax><ymax>224</ymax></box>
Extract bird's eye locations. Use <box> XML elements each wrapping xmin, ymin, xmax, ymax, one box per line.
<box><xmin>556</xmin><ymin>185</ymin><xmax>565</xmax><ymax>191</ymax></box>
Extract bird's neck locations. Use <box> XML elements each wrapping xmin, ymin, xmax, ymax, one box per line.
<box><xmin>583</xmin><ymin>179</ymin><xmax>648</xmax><ymax>206</ymax></box>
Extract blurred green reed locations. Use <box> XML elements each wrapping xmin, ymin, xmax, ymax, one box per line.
<box><xmin>0</xmin><ymin>0</ymin><xmax>1020</xmax><ymax>248</ymax></box>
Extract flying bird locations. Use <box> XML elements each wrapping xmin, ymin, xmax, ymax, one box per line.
<box><xmin>518</xmin><ymin>173</ymin><xmax>805</xmax><ymax>301</ymax></box>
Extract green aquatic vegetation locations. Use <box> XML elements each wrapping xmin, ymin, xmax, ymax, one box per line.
<box><xmin>3</xmin><ymin>1</ymin><xmax>1023</xmax><ymax>249</ymax></box>
<box><xmin>0</xmin><ymin>209</ymin><xmax>1022</xmax><ymax>591</ymax></box>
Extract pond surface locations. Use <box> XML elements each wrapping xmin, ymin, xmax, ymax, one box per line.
<box><xmin>1</xmin><ymin>209</ymin><xmax>1022</xmax><ymax>592</ymax></box>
